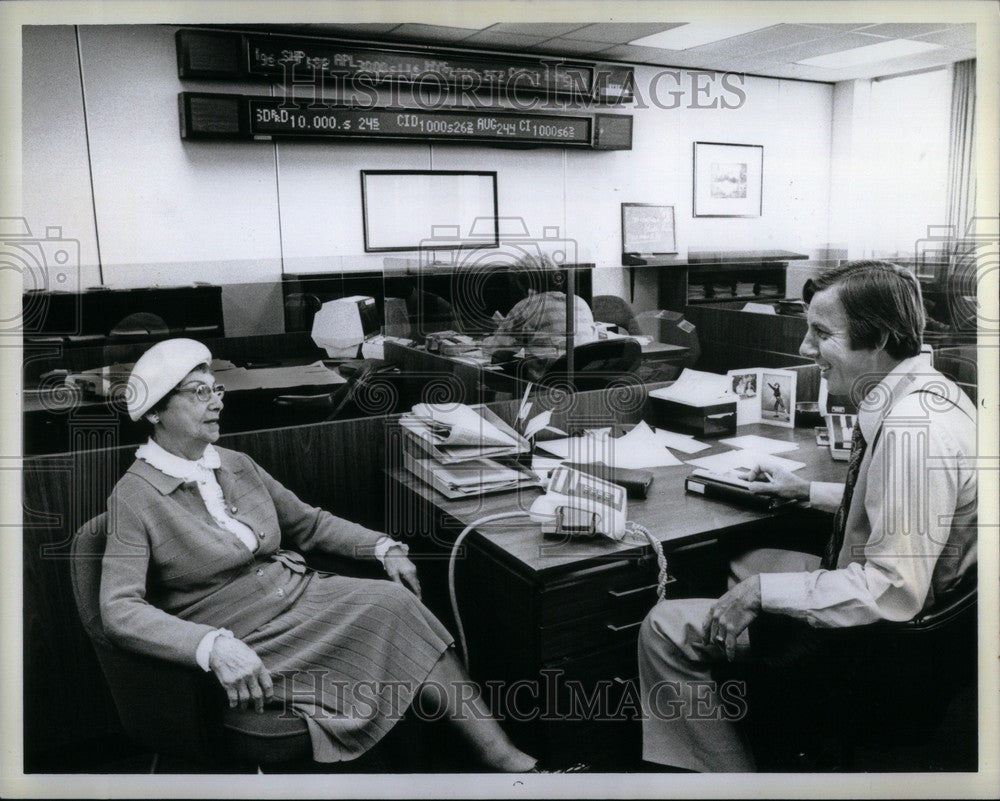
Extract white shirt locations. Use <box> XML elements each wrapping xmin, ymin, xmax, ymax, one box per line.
<box><xmin>137</xmin><ymin>439</ymin><xmax>257</xmax><ymax>552</ymax></box>
<box><xmin>760</xmin><ymin>357</ymin><xmax>977</xmax><ymax>627</ymax></box>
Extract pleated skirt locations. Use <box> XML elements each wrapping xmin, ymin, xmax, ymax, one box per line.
<box><xmin>242</xmin><ymin>574</ymin><xmax>453</xmax><ymax>762</ymax></box>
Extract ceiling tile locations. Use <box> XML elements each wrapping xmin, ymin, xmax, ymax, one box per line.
<box><xmin>562</xmin><ymin>23</ymin><xmax>686</xmax><ymax>44</ymax></box>
<box><xmin>796</xmin><ymin>23</ymin><xmax>880</xmax><ymax>32</ymax></box>
<box><xmin>523</xmin><ymin>38</ymin><xmax>619</xmax><ymax>56</ymax></box>
<box><xmin>300</xmin><ymin>23</ymin><xmax>402</xmax><ymax>37</ymax></box>
<box><xmin>484</xmin><ymin>23</ymin><xmax>592</xmax><ymax>38</ymax></box>
<box><xmin>848</xmin><ymin>46</ymin><xmax>974</xmax><ymax>79</ymax></box>
<box><xmin>749</xmin><ymin>31</ymin><xmax>892</xmax><ymax>67</ymax></box>
<box><xmin>387</xmin><ymin>24</ymin><xmax>483</xmax><ymax>43</ymax></box>
<box><xmin>859</xmin><ymin>23</ymin><xmax>953</xmax><ymax>39</ymax></box>
<box><xmin>912</xmin><ymin>25</ymin><xmax>977</xmax><ymax>49</ymax></box>
<box><xmin>458</xmin><ymin>30</ymin><xmax>550</xmax><ymax>49</ymax></box>
<box><xmin>681</xmin><ymin>24</ymin><xmax>828</xmax><ymax>59</ymax></box>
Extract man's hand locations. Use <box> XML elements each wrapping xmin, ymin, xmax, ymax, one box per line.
<box><xmin>745</xmin><ymin>462</ymin><xmax>810</xmax><ymax>501</ymax></box>
<box><xmin>209</xmin><ymin>636</ymin><xmax>274</xmax><ymax>713</ymax></box>
<box><xmin>702</xmin><ymin>576</ymin><xmax>762</xmax><ymax>661</ymax></box>
<box><xmin>384</xmin><ymin>548</ymin><xmax>422</xmax><ymax>599</ymax></box>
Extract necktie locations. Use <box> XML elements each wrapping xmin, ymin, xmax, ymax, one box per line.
<box><xmin>823</xmin><ymin>424</ymin><xmax>868</xmax><ymax>569</ymax></box>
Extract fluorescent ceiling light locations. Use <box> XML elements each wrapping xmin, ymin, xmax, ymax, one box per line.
<box><xmin>628</xmin><ymin>23</ymin><xmax>774</xmax><ymax>50</ymax></box>
<box><xmin>796</xmin><ymin>38</ymin><xmax>943</xmax><ymax>68</ymax></box>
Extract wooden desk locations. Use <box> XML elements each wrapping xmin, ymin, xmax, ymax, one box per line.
<box><xmin>384</xmin><ymin>339</ymin><xmax>691</xmax><ymax>404</ymax></box>
<box><xmin>22</xmin><ymin>360</ymin><xmax>356</xmax><ymax>455</ymax></box>
<box><xmin>391</xmin><ymin>415</ymin><xmax>846</xmax><ymax>764</ymax></box>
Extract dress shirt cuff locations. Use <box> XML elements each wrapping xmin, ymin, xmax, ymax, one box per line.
<box><xmin>809</xmin><ymin>481</ymin><xmax>844</xmax><ymax>512</ymax></box>
<box><xmin>196</xmin><ymin>628</ymin><xmax>234</xmax><ymax>672</ymax></box>
<box><xmin>759</xmin><ymin>572</ymin><xmax>813</xmax><ymax>617</ymax></box>
<box><xmin>374</xmin><ymin>536</ymin><xmax>408</xmax><ymax>568</ymax></box>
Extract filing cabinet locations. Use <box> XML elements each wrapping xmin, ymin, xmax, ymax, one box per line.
<box><xmin>460</xmin><ymin>543</ymin><xmax>676</xmax><ymax>765</ymax></box>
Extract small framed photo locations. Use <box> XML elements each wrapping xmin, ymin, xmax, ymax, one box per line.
<box><xmin>693</xmin><ymin>142</ymin><xmax>763</xmax><ymax>217</ymax></box>
<box><xmin>727</xmin><ymin>369</ymin><xmax>760</xmax><ymax>426</ymax></box>
<box><xmin>761</xmin><ymin>370</ymin><xmax>796</xmax><ymax>428</ymax></box>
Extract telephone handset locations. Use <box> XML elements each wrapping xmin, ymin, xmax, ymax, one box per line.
<box><xmin>529</xmin><ymin>465</ymin><xmax>628</xmax><ymax>540</ymax></box>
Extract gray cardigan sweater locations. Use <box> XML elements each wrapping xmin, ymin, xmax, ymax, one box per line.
<box><xmin>100</xmin><ymin>446</ymin><xmax>385</xmax><ymax>667</ymax></box>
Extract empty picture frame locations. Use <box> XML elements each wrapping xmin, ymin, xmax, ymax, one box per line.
<box><xmin>693</xmin><ymin>142</ymin><xmax>763</xmax><ymax>217</ymax></box>
<box><xmin>361</xmin><ymin>170</ymin><xmax>499</xmax><ymax>252</ymax></box>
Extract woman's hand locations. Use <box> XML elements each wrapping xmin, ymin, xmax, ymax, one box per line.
<box><xmin>384</xmin><ymin>548</ymin><xmax>422</xmax><ymax>599</ymax></box>
<box><xmin>744</xmin><ymin>462</ymin><xmax>810</xmax><ymax>501</ymax></box>
<box><xmin>209</xmin><ymin>636</ymin><xmax>274</xmax><ymax>713</ymax></box>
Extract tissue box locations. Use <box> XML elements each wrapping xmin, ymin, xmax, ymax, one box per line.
<box><xmin>645</xmin><ymin>396</ymin><xmax>737</xmax><ymax>437</ymax></box>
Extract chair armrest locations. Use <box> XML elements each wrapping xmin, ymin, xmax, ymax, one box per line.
<box><xmin>91</xmin><ymin>638</ymin><xmax>226</xmax><ymax>761</ymax></box>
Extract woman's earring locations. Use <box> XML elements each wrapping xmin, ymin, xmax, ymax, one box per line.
<box><xmin>148</xmin><ymin>414</ymin><xmax>160</xmax><ymax>424</ymax></box>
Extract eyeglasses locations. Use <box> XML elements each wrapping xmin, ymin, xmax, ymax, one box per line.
<box><xmin>173</xmin><ymin>384</ymin><xmax>226</xmax><ymax>402</ymax></box>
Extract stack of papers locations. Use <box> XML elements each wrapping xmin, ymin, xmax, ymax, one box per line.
<box><xmin>535</xmin><ymin>421</ymin><xmax>686</xmax><ymax>469</ymax></box>
<box><xmin>400</xmin><ymin>403</ymin><xmax>537</xmax><ymax>497</ymax></box>
<box><xmin>686</xmin><ymin>449</ymin><xmax>806</xmax><ymax>474</ymax></box>
<box><xmin>649</xmin><ymin>368</ymin><xmax>731</xmax><ymax>406</ymax></box>
<box><xmin>403</xmin><ymin>452</ymin><xmax>532</xmax><ymax>499</ymax></box>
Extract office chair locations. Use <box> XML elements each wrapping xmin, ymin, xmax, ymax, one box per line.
<box><xmin>70</xmin><ymin>513</ymin><xmax>313</xmax><ymax>771</ymax></box>
<box><xmin>107</xmin><ymin>312</ymin><xmax>170</xmax><ymax>342</ymax></box>
<box><xmin>283</xmin><ymin>293</ymin><xmax>322</xmax><ymax>333</ymax></box>
<box><xmin>645</xmin><ymin>310</ymin><xmax>700</xmax><ymax>369</ymax></box>
<box><xmin>71</xmin><ymin>514</ymin><xmax>424</xmax><ymax>772</ymax></box>
<box><xmin>592</xmin><ymin>295</ymin><xmax>642</xmax><ymax>336</ymax></box>
<box><xmin>726</xmin><ymin>575</ymin><xmax>978</xmax><ymax>771</ymax></box>
<box><xmin>273</xmin><ymin>359</ymin><xmax>386</xmax><ymax>423</ymax></box>
<box><xmin>538</xmin><ymin>339</ymin><xmax>642</xmax><ymax>392</ymax></box>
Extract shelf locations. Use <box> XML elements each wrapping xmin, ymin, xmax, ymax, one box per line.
<box><xmin>687</xmin><ymin>294</ymin><xmax>784</xmax><ymax>304</ymax></box>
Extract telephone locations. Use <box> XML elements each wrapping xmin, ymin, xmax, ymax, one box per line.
<box><xmin>529</xmin><ymin>465</ymin><xmax>627</xmax><ymax>540</ymax></box>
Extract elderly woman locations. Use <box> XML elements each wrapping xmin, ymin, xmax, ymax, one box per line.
<box><xmin>100</xmin><ymin>338</ymin><xmax>537</xmax><ymax>771</ymax></box>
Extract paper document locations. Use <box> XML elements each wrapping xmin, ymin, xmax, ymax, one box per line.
<box><xmin>650</xmin><ymin>368</ymin><xmax>730</xmax><ymax>405</ymax></box>
<box><xmin>522</xmin><ymin>410</ymin><xmax>554</xmax><ymax>441</ymax></box>
<box><xmin>427</xmin><ymin>458</ymin><xmax>524</xmax><ymax>490</ymax></box>
<box><xmin>216</xmin><ymin>361</ymin><xmax>347</xmax><ymax>391</ymax></box>
<box><xmin>743</xmin><ymin>302</ymin><xmax>777</xmax><ymax>315</ymax></box>
<box><xmin>719</xmin><ymin>435</ymin><xmax>800</xmax><ymax>454</ymax></box>
<box><xmin>410</xmin><ymin>403</ymin><xmax>517</xmax><ymax>447</ymax></box>
<box><xmin>536</xmin><ymin>422</ymin><xmax>683</xmax><ymax>469</ymax></box>
<box><xmin>606</xmin><ymin>421</ymin><xmax>683</xmax><ymax>468</ymax></box>
<box><xmin>686</xmin><ymin>449</ymin><xmax>806</xmax><ymax>474</ymax></box>
<box><xmin>649</xmin><ymin>427</ymin><xmax>711</xmax><ymax>454</ymax></box>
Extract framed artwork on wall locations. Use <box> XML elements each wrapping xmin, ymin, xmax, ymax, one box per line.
<box><xmin>693</xmin><ymin>142</ymin><xmax>763</xmax><ymax>217</ymax></box>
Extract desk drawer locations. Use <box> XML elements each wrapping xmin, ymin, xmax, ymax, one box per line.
<box><xmin>538</xmin><ymin>558</ymin><xmax>672</xmax><ymax>627</ymax></box>
<box><xmin>539</xmin><ymin>602</ymin><xmax>652</xmax><ymax>664</ymax></box>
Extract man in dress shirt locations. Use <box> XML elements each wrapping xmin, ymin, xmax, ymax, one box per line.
<box><xmin>637</xmin><ymin>260</ymin><xmax>977</xmax><ymax>772</ymax></box>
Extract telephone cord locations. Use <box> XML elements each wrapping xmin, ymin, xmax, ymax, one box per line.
<box><xmin>447</xmin><ymin>512</ymin><xmax>670</xmax><ymax>670</ymax></box>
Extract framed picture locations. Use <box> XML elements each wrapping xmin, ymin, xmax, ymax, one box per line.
<box><xmin>761</xmin><ymin>370</ymin><xmax>796</xmax><ymax>428</ymax></box>
<box><xmin>726</xmin><ymin>367</ymin><xmax>796</xmax><ymax>427</ymax></box>
<box><xmin>693</xmin><ymin>142</ymin><xmax>763</xmax><ymax>217</ymax></box>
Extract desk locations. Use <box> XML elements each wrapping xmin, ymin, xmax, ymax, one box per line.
<box><xmin>392</xmin><ymin>420</ymin><xmax>846</xmax><ymax>763</ymax></box>
<box><xmin>384</xmin><ymin>339</ymin><xmax>691</xmax><ymax>405</ymax></box>
<box><xmin>22</xmin><ymin>359</ymin><xmax>355</xmax><ymax>455</ymax></box>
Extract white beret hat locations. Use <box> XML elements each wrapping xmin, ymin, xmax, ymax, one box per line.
<box><xmin>126</xmin><ymin>338</ymin><xmax>212</xmax><ymax>421</ymax></box>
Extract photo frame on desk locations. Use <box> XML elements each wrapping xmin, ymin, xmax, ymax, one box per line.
<box><xmin>693</xmin><ymin>142</ymin><xmax>763</xmax><ymax>217</ymax></box>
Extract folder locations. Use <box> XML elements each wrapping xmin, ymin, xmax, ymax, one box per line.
<box><xmin>684</xmin><ymin>469</ymin><xmax>797</xmax><ymax>512</ymax></box>
<box><xmin>400</xmin><ymin>404</ymin><xmax>529</xmax><ymax>464</ymax></box>
<box><xmin>402</xmin><ymin>450</ymin><xmax>539</xmax><ymax>499</ymax></box>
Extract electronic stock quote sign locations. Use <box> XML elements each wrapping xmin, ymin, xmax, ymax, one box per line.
<box><xmin>175</xmin><ymin>29</ymin><xmax>633</xmax><ymax>150</ymax></box>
